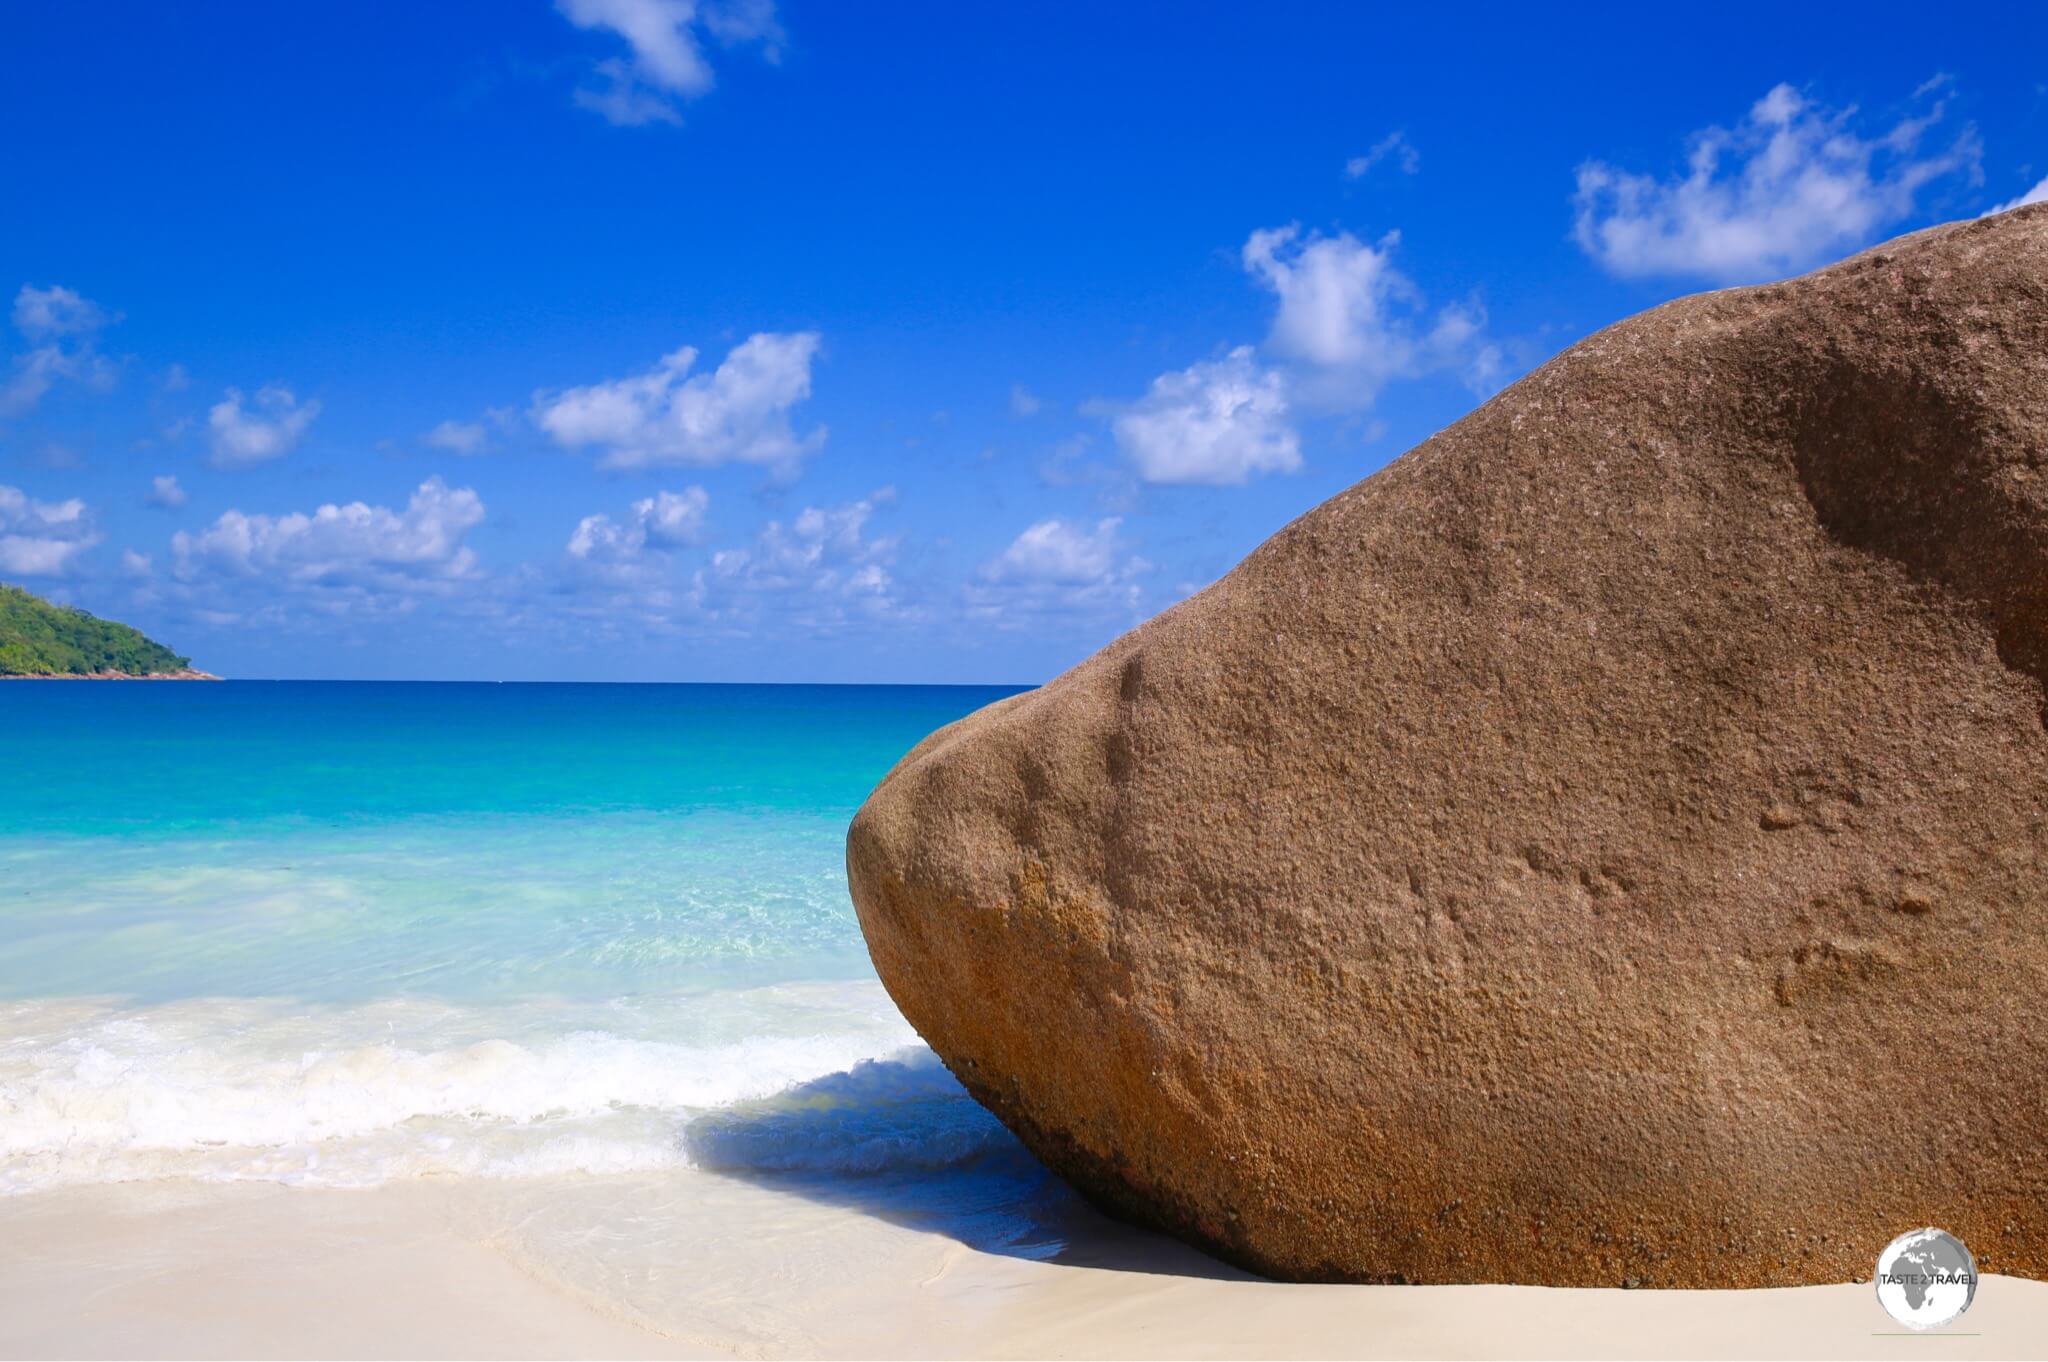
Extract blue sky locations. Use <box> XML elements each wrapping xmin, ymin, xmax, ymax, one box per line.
<box><xmin>3</xmin><ymin>2</ymin><xmax>2043</xmax><ymax>682</ymax></box>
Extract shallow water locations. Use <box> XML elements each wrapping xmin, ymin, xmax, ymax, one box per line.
<box><xmin>0</xmin><ymin>681</ymin><xmax>1070</xmax><ymax>1257</ymax></box>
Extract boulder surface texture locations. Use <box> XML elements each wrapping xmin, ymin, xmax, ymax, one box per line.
<box><xmin>847</xmin><ymin>208</ymin><xmax>2048</xmax><ymax>1287</ymax></box>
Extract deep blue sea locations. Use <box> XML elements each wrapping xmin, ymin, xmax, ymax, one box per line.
<box><xmin>0</xmin><ymin>681</ymin><xmax>1049</xmax><ymax>1209</ymax></box>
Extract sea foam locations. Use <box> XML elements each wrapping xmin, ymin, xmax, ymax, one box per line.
<box><xmin>0</xmin><ymin>985</ymin><xmax>1013</xmax><ymax>1194</ymax></box>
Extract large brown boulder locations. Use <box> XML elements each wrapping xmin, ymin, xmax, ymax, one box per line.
<box><xmin>846</xmin><ymin>207</ymin><xmax>2048</xmax><ymax>1287</ymax></box>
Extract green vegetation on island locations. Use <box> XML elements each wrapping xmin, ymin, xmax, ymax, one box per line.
<box><xmin>0</xmin><ymin>582</ymin><xmax>201</xmax><ymax>677</ymax></box>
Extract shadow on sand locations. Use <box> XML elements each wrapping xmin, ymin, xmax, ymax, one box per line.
<box><xmin>681</xmin><ymin>1047</ymin><xmax>1253</xmax><ymax>1281</ymax></box>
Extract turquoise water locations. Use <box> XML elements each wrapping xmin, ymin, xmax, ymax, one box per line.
<box><xmin>0</xmin><ymin>681</ymin><xmax>1054</xmax><ymax>1214</ymax></box>
<box><xmin>0</xmin><ymin>681</ymin><xmax>1010</xmax><ymax>1002</ymax></box>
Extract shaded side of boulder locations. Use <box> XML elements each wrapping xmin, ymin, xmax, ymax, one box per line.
<box><xmin>848</xmin><ymin>206</ymin><xmax>2048</xmax><ymax>1287</ymax></box>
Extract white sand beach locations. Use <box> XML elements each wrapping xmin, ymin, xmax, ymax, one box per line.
<box><xmin>3</xmin><ymin>1177</ymin><xmax>2040</xmax><ymax>1360</ymax></box>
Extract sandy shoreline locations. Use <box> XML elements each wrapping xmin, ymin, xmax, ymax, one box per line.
<box><xmin>2</xmin><ymin>1178</ymin><xmax>2040</xmax><ymax>1360</ymax></box>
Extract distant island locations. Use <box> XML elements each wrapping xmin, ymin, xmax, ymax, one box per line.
<box><xmin>0</xmin><ymin>582</ymin><xmax>217</xmax><ymax>679</ymax></box>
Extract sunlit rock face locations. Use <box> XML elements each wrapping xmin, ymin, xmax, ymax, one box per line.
<box><xmin>849</xmin><ymin>206</ymin><xmax>2048</xmax><ymax>1288</ymax></box>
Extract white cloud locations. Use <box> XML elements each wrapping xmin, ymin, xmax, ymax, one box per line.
<box><xmin>1008</xmin><ymin>383</ymin><xmax>1042</xmax><ymax>417</ymax></box>
<box><xmin>423</xmin><ymin>419</ymin><xmax>488</xmax><ymax>455</ymax></box>
<box><xmin>1096</xmin><ymin>223</ymin><xmax>1502</xmax><ymax>481</ymax></box>
<box><xmin>0</xmin><ymin>484</ymin><xmax>99</xmax><ymax>577</ymax></box>
<box><xmin>695</xmin><ymin>490</ymin><xmax>905</xmax><ymax>626</ymax></box>
<box><xmin>533</xmin><ymin>331</ymin><xmax>824</xmax><ymax>472</ymax></box>
<box><xmin>1245</xmin><ymin>226</ymin><xmax>1413</xmax><ymax>375</ymax></box>
<box><xmin>567</xmin><ymin>487</ymin><xmax>710</xmax><ymax>562</ymax></box>
<box><xmin>171</xmin><ymin>478</ymin><xmax>485</xmax><ymax>599</ymax></box>
<box><xmin>148</xmin><ymin>474</ymin><xmax>188</xmax><ymax>509</ymax></box>
<box><xmin>984</xmin><ymin>517</ymin><xmax>1124</xmax><ymax>584</ymax></box>
<box><xmin>208</xmin><ymin>385</ymin><xmax>321</xmax><ymax>467</ymax></box>
<box><xmin>1243</xmin><ymin>224</ymin><xmax>1500</xmax><ymax>404</ymax></box>
<box><xmin>121</xmin><ymin>549</ymin><xmax>153</xmax><ymax>577</ymax></box>
<box><xmin>1108</xmin><ymin>347</ymin><xmax>1300</xmax><ymax>486</ymax></box>
<box><xmin>12</xmin><ymin>285</ymin><xmax>108</xmax><ymax>340</ymax></box>
<box><xmin>575</xmin><ymin>63</ymin><xmax>688</xmax><ymax>126</ymax></box>
<box><xmin>2</xmin><ymin>284</ymin><xmax>118</xmax><ymax>417</ymax></box>
<box><xmin>1985</xmin><ymin>174</ymin><xmax>2048</xmax><ymax>216</ymax></box>
<box><xmin>1346</xmin><ymin>131</ymin><xmax>1419</xmax><ymax>179</ymax></box>
<box><xmin>558</xmin><ymin>0</ymin><xmax>782</xmax><ymax>126</ymax></box>
<box><xmin>714</xmin><ymin>494</ymin><xmax>890</xmax><ymax>584</ymax></box>
<box><xmin>1572</xmin><ymin>82</ymin><xmax>1981</xmax><ymax>283</ymax></box>
<box><xmin>0</xmin><ymin>536</ymin><xmax>87</xmax><ymax>577</ymax></box>
<box><xmin>538</xmin><ymin>488</ymin><xmax>898</xmax><ymax>636</ymax></box>
<box><xmin>1</xmin><ymin>351</ymin><xmax>72</xmax><ymax>417</ymax></box>
<box><xmin>970</xmin><ymin>517</ymin><xmax>1150</xmax><ymax>623</ymax></box>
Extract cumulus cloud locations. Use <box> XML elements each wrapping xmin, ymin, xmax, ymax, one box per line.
<box><xmin>1009</xmin><ymin>383</ymin><xmax>1042</xmax><ymax>417</ymax></box>
<box><xmin>713</xmin><ymin>494</ymin><xmax>891</xmax><ymax>586</ymax></box>
<box><xmin>558</xmin><ymin>0</ymin><xmax>782</xmax><ymax>126</ymax></box>
<box><xmin>171</xmin><ymin>478</ymin><xmax>485</xmax><ymax>603</ymax></box>
<box><xmin>2</xmin><ymin>284</ymin><xmax>118</xmax><ymax>417</ymax></box>
<box><xmin>1108</xmin><ymin>347</ymin><xmax>1300</xmax><ymax>486</ymax></box>
<box><xmin>13</xmin><ymin>285</ymin><xmax>108</xmax><ymax>339</ymax></box>
<box><xmin>969</xmin><ymin>516</ymin><xmax>1150</xmax><ymax>623</ymax></box>
<box><xmin>533</xmin><ymin>331</ymin><xmax>824</xmax><ymax>472</ymax></box>
<box><xmin>1095</xmin><ymin>219</ymin><xmax>1504</xmax><ymax>482</ymax></box>
<box><xmin>1985</xmin><ymin>174</ymin><xmax>2048</xmax><ymax>217</ymax></box>
<box><xmin>1243</xmin><ymin>225</ymin><xmax>1500</xmax><ymax>404</ymax></box>
<box><xmin>984</xmin><ymin>517</ymin><xmax>1125</xmax><ymax>584</ymax></box>
<box><xmin>567</xmin><ymin>487</ymin><xmax>710</xmax><ymax>563</ymax></box>
<box><xmin>1092</xmin><ymin>216</ymin><xmax>1504</xmax><ymax>482</ymax></box>
<box><xmin>1572</xmin><ymin>82</ymin><xmax>1981</xmax><ymax>283</ymax></box>
<box><xmin>1245</xmin><ymin>226</ymin><xmax>1409</xmax><ymax>372</ymax></box>
<box><xmin>208</xmin><ymin>385</ymin><xmax>321</xmax><ymax>467</ymax></box>
<box><xmin>538</xmin><ymin>489</ymin><xmax>901</xmax><ymax>636</ymax></box>
<box><xmin>1346</xmin><ymin>131</ymin><xmax>1419</xmax><ymax>179</ymax></box>
<box><xmin>148</xmin><ymin>474</ymin><xmax>188</xmax><ymax>509</ymax></box>
<box><xmin>694</xmin><ymin>490</ymin><xmax>905</xmax><ymax>626</ymax></box>
<box><xmin>423</xmin><ymin>419</ymin><xmax>488</xmax><ymax>455</ymax></box>
<box><xmin>0</xmin><ymin>484</ymin><xmax>99</xmax><ymax>577</ymax></box>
